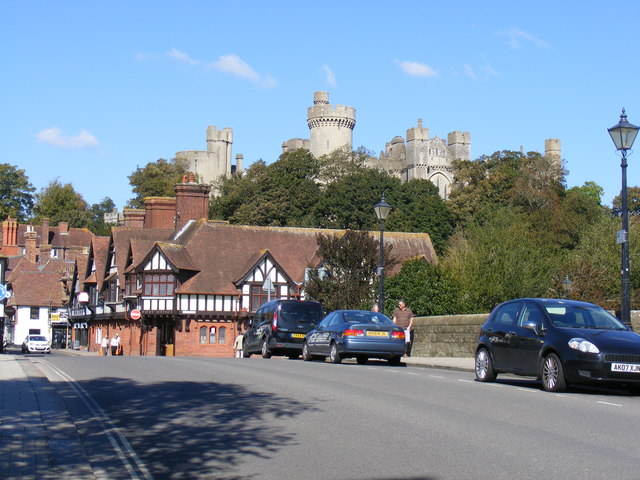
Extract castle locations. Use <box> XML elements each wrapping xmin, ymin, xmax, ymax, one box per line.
<box><xmin>178</xmin><ymin>91</ymin><xmax>561</xmax><ymax>200</ymax></box>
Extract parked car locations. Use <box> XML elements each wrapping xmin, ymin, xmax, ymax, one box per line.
<box><xmin>21</xmin><ymin>335</ymin><xmax>51</xmax><ymax>354</ymax></box>
<box><xmin>303</xmin><ymin>310</ymin><xmax>406</xmax><ymax>365</ymax></box>
<box><xmin>475</xmin><ymin>298</ymin><xmax>640</xmax><ymax>392</ymax></box>
<box><xmin>243</xmin><ymin>300</ymin><xmax>323</xmax><ymax>358</ymax></box>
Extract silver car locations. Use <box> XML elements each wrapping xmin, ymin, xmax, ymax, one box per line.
<box><xmin>21</xmin><ymin>335</ymin><xmax>51</xmax><ymax>354</ymax></box>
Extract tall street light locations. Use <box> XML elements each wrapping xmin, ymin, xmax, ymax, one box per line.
<box><xmin>608</xmin><ymin>108</ymin><xmax>639</xmax><ymax>327</ymax></box>
<box><xmin>374</xmin><ymin>194</ymin><xmax>392</xmax><ymax>312</ymax></box>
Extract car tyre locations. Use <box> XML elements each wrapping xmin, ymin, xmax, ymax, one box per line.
<box><xmin>302</xmin><ymin>342</ymin><xmax>313</xmax><ymax>361</ymax></box>
<box><xmin>475</xmin><ymin>347</ymin><xmax>497</xmax><ymax>382</ymax></box>
<box><xmin>388</xmin><ymin>355</ymin><xmax>401</xmax><ymax>366</ymax></box>
<box><xmin>261</xmin><ymin>339</ymin><xmax>272</xmax><ymax>359</ymax></box>
<box><xmin>329</xmin><ymin>343</ymin><xmax>342</xmax><ymax>364</ymax></box>
<box><xmin>541</xmin><ymin>353</ymin><xmax>567</xmax><ymax>392</ymax></box>
<box><xmin>356</xmin><ymin>356</ymin><xmax>368</xmax><ymax>365</ymax></box>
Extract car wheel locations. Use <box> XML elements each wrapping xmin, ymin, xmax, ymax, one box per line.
<box><xmin>261</xmin><ymin>339</ymin><xmax>272</xmax><ymax>359</ymax></box>
<box><xmin>356</xmin><ymin>356</ymin><xmax>368</xmax><ymax>365</ymax></box>
<box><xmin>475</xmin><ymin>347</ymin><xmax>496</xmax><ymax>382</ymax></box>
<box><xmin>541</xmin><ymin>353</ymin><xmax>567</xmax><ymax>392</ymax></box>
<box><xmin>329</xmin><ymin>343</ymin><xmax>342</xmax><ymax>364</ymax></box>
<box><xmin>302</xmin><ymin>342</ymin><xmax>313</xmax><ymax>361</ymax></box>
<box><xmin>388</xmin><ymin>355</ymin><xmax>401</xmax><ymax>366</ymax></box>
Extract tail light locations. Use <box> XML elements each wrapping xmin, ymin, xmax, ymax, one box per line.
<box><xmin>272</xmin><ymin>312</ymin><xmax>278</xmax><ymax>331</ymax></box>
<box><xmin>344</xmin><ymin>328</ymin><xmax>364</xmax><ymax>337</ymax></box>
<box><xmin>391</xmin><ymin>330</ymin><xmax>405</xmax><ymax>340</ymax></box>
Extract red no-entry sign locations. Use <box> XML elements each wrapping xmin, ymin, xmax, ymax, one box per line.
<box><xmin>130</xmin><ymin>309</ymin><xmax>141</xmax><ymax>320</ymax></box>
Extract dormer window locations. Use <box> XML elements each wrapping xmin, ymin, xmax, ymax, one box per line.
<box><xmin>143</xmin><ymin>273</ymin><xmax>175</xmax><ymax>296</ymax></box>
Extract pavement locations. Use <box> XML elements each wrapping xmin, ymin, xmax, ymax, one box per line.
<box><xmin>0</xmin><ymin>347</ymin><xmax>474</xmax><ymax>479</ymax></box>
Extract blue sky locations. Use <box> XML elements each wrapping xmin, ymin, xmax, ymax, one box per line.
<box><xmin>2</xmin><ymin>1</ymin><xmax>640</xmax><ymax>211</ymax></box>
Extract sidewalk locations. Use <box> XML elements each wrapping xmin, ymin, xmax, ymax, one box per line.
<box><xmin>404</xmin><ymin>355</ymin><xmax>475</xmax><ymax>372</ymax></box>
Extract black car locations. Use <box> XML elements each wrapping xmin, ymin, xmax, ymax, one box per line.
<box><xmin>303</xmin><ymin>310</ymin><xmax>406</xmax><ymax>365</ymax></box>
<box><xmin>243</xmin><ymin>300</ymin><xmax>323</xmax><ymax>358</ymax></box>
<box><xmin>475</xmin><ymin>298</ymin><xmax>640</xmax><ymax>392</ymax></box>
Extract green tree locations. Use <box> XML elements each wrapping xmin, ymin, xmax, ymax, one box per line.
<box><xmin>316</xmin><ymin>146</ymin><xmax>370</xmax><ymax>184</ymax></box>
<box><xmin>128</xmin><ymin>157</ymin><xmax>188</xmax><ymax>208</ymax></box>
<box><xmin>384</xmin><ymin>259</ymin><xmax>463</xmax><ymax>316</ymax></box>
<box><xmin>0</xmin><ymin>164</ymin><xmax>35</xmax><ymax>222</ymax></box>
<box><xmin>567</xmin><ymin>181</ymin><xmax>604</xmax><ymax>205</ymax></box>
<box><xmin>305</xmin><ymin>230</ymin><xmax>396</xmax><ymax>311</ymax></box>
<box><xmin>32</xmin><ymin>180</ymin><xmax>91</xmax><ymax>228</ymax></box>
<box><xmin>313</xmin><ymin>169</ymin><xmax>402</xmax><ymax>230</ymax></box>
<box><xmin>612</xmin><ymin>186</ymin><xmax>640</xmax><ymax>217</ymax></box>
<box><xmin>88</xmin><ymin>197</ymin><xmax>116</xmax><ymax>236</ymax></box>
<box><xmin>442</xmin><ymin>207</ymin><xmax>559</xmax><ymax>312</ymax></box>
<box><xmin>385</xmin><ymin>179</ymin><xmax>455</xmax><ymax>255</ymax></box>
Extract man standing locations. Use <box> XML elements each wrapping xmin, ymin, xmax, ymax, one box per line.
<box><xmin>101</xmin><ymin>335</ymin><xmax>109</xmax><ymax>356</ymax></box>
<box><xmin>392</xmin><ymin>300</ymin><xmax>414</xmax><ymax>356</ymax></box>
<box><xmin>110</xmin><ymin>334</ymin><xmax>121</xmax><ymax>356</ymax></box>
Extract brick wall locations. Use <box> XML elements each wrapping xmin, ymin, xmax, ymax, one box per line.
<box><xmin>174</xmin><ymin>320</ymin><xmax>238</xmax><ymax>357</ymax></box>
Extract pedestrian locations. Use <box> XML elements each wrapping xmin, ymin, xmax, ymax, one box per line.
<box><xmin>234</xmin><ymin>332</ymin><xmax>244</xmax><ymax>358</ymax></box>
<box><xmin>392</xmin><ymin>299</ymin><xmax>414</xmax><ymax>356</ymax></box>
<box><xmin>110</xmin><ymin>334</ymin><xmax>120</xmax><ymax>356</ymax></box>
<box><xmin>101</xmin><ymin>335</ymin><xmax>109</xmax><ymax>356</ymax></box>
<box><xmin>371</xmin><ymin>303</ymin><xmax>379</xmax><ymax>312</ymax></box>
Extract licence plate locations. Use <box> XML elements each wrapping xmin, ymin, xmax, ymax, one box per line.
<box><xmin>611</xmin><ymin>363</ymin><xmax>640</xmax><ymax>373</ymax></box>
<box><xmin>366</xmin><ymin>331</ymin><xmax>389</xmax><ymax>337</ymax></box>
<box><xmin>292</xmin><ymin>333</ymin><xmax>305</xmax><ymax>339</ymax></box>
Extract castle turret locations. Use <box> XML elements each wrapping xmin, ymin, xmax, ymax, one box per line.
<box><xmin>544</xmin><ymin>138</ymin><xmax>561</xmax><ymax>165</ymax></box>
<box><xmin>447</xmin><ymin>131</ymin><xmax>471</xmax><ymax>161</ymax></box>
<box><xmin>307</xmin><ymin>91</ymin><xmax>356</xmax><ymax>158</ymax></box>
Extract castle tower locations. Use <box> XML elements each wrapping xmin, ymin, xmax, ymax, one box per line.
<box><xmin>307</xmin><ymin>91</ymin><xmax>356</xmax><ymax>158</ymax></box>
<box><xmin>544</xmin><ymin>138</ymin><xmax>562</xmax><ymax>165</ymax></box>
<box><xmin>447</xmin><ymin>131</ymin><xmax>471</xmax><ymax>161</ymax></box>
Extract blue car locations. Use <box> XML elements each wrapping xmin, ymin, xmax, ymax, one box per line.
<box><xmin>475</xmin><ymin>298</ymin><xmax>640</xmax><ymax>392</ymax></box>
<box><xmin>303</xmin><ymin>310</ymin><xmax>406</xmax><ymax>365</ymax></box>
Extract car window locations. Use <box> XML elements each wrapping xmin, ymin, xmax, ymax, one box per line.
<box><xmin>492</xmin><ymin>303</ymin><xmax>520</xmax><ymax>327</ymax></box>
<box><xmin>517</xmin><ymin>305</ymin><xmax>543</xmax><ymax>328</ymax></box>
<box><xmin>343</xmin><ymin>312</ymin><xmax>393</xmax><ymax>325</ymax></box>
<box><xmin>546</xmin><ymin>305</ymin><xmax>625</xmax><ymax>330</ymax></box>
<box><xmin>318</xmin><ymin>314</ymin><xmax>334</xmax><ymax>328</ymax></box>
<box><xmin>280</xmin><ymin>302</ymin><xmax>322</xmax><ymax>324</ymax></box>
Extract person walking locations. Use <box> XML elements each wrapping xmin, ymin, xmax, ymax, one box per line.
<box><xmin>392</xmin><ymin>300</ymin><xmax>414</xmax><ymax>356</ymax></box>
<box><xmin>101</xmin><ymin>335</ymin><xmax>109</xmax><ymax>356</ymax></box>
<box><xmin>110</xmin><ymin>334</ymin><xmax>120</xmax><ymax>356</ymax></box>
<box><xmin>234</xmin><ymin>332</ymin><xmax>244</xmax><ymax>358</ymax></box>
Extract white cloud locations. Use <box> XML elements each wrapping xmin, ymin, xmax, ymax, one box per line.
<box><xmin>36</xmin><ymin>128</ymin><xmax>99</xmax><ymax>149</ymax></box>
<box><xmin>167</xmin><ymin>48</ymin><xmax>200</xmax><ymax>66</ymax></box>
<box><xmin>323</xmin><ymin>64</ymin><xmax>337</xmax><ymax>87</ymax></box>
<box><xmin>463</xmin><ymin>63</ymin><xmax>477</xmax><ymax>79</ymax></box>
<box><xmin>498</xmin><ymin>28</ymin><xmax>549</xmax><ymax>49</ymax></box>
<box><xmin>398</xmin><ymin>60</ymin><xmax>437</xmax><ymax>77</ymax></box>
<box><xmin>210</xmin><ymin>54</ymin><xmax>276</xmax><ymax>88</ymax></box>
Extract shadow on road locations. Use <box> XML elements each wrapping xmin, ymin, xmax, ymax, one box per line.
<box><xmin>68</xmin><ymin>376</ymin><xmax>319</xmax><ymax>480</ymax></box>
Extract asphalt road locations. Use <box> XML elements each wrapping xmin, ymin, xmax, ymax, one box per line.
<box><xmin>34</xmin><ymin>354</ymin><xmax>640</xmax><ymax>480</ymax></box>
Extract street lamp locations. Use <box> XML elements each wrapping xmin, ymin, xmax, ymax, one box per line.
<box><xmin>374</xmin><ymin>194</ymin><xmax>392</xmax><ymax>312</ymax></box>
<box><xmin>561</xmin><ymin>275</ymin><xmax>573</xmax><ymax>299</ymax></box>
<box><xmin>608</xmin><ymin>108</ymin><xmax>639</xmax><ymax>327</ymax></box>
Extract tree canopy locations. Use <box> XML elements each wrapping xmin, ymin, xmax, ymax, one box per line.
<box><xmin>32</xmin><ymin>180</ymin><xmax>91</xmax><ymax>228</ymax></box>
<box><xmin>128</xmin><ymin>157</ymin><xmax>188</xmax><ymax>208</ymax></box>
<box><xmin>0</xmin><ymin>164</ymin><xmax>35</xmax><ymax>222</ymax></box>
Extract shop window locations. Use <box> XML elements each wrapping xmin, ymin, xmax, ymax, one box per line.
<box><xmin>209</xmin><ymin>327</ymin><xmax>216</xmax><ymax>344</ymax></box>
<box><xmin>218</xmin><ymin>327</ymin><xmax>226</xmax><ymax>344</ymax></box>
<box><xmin>199</xmin><ymin>326</ymin><xmax>207</xmax><ymax>344</ymax></box>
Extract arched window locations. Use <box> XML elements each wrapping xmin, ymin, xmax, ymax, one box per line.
<box><xmin>218</xmin><ymin>327</ymin><xmax>226</xmax><ymax>345</ymax></box>
<box><xmin>199</xmin><ymin>326</ymin><xmax>207</xmax><ymax>344</ymax></box>
<box><xmin>209</xmin><ymin>327</ymin><xmax>216</xmax><ymax>344</ymax></box>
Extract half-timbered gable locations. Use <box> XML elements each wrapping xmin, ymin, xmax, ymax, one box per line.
<box><xmin>138</xmin><ymin>246</ymin><xmax>178</xmax><ymax>313</ymax></box>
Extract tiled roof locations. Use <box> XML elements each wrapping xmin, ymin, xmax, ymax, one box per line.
<box><xmin>8</xmin><ymin>270</ymin><xmax>67</xmax><ymax>308</ymax></box>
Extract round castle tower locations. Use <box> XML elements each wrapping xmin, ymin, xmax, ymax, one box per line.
<box><xmin>307</xmin><ymin>91</ymin><xmax>356</xmax><ymax>158</ymax></box>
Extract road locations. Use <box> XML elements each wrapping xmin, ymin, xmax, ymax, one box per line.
<box><xmin>30</xmin><ymin>353</ymin><xmax>640</xmax><ymax>480</ymax></box>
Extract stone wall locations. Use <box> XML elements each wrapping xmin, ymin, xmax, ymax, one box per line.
<box><xmin>412</xmin><ymin>310</ymin><xmax>640</xmax><ymax>358</ymax></box>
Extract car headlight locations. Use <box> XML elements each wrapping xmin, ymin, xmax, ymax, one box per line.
<box><xmin>568</xmin><ymin>338</ymin><xmax>600</xmax><ymax>354</ymax></box>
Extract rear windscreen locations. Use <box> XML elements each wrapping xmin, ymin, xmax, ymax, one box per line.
<box><xmin>279</xmin><ymin>303</ymin><xmax>323</xmax><ymax>324</ymax></box>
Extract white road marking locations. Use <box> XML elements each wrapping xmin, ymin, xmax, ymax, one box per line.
<box><xmin>597</xmin><ymin>401</ymin><xmax>623</xmax><ymax>407</ymax></box>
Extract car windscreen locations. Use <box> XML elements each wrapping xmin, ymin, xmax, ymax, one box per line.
<box><xmin>279</xmin><ymin>303</ymin><xmax>323</xmax><ymax>324</ymax></box>
<box><xmin>546</xmin><ymin>305</ymin><xmax>626</xmax><ymax>330</ymax></box>
<box><xmin>343</xmin><ymin>312</ymin><xmax>393</xmax><ymax>325</ymax></box>
<box><xmin>29</xmin><ymin>336</ymin><xmax>47</xmax><ymax>341</ymax></box>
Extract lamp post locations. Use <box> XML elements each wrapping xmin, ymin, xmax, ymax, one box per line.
<box><xmin>374</xmin><ymin>194</ymin><xmax>392</xmax><ymax>312</ymax></box>
<box><xmin>608</xmin><ymin>109</ymin><xmax>639</xmax><ymax>327</ymax></box>
<box><xmin>561</xmin><ymin>275</ymin><xmax>573</xmax><ymax>299</ymax></box>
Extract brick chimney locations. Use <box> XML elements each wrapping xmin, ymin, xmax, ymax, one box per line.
<box><xmin>144</xmin><ymin>197</ymin><xmax>177</xmax><ymax>229</ymax></box>
<box><xmin>24</xmin><ymin>227</ymin><xmax>37</xmax><ymax>263</ymax></box>
<box><xmin>58</xmin><ymin>222</ymin><xmax>69</xmax><ymax>234</ymax></box>
<box><xmin>41</xmin><ymin>218</ymin><xmax>50</xmax><ymax>244</ymax></box>
<box><xmin>1</xmin><ymin>218</ymin><xmax>19</xmax><ymax>255</ymax></box>
<box><xmin>122</xmin><ymin>209</ymin><xmax>145</xmax><ymax>229</ymax></box>
<box><xmin>174</xmin><ymin>180</ymin><xmax>211</xmax><ymax>231</ymax></box>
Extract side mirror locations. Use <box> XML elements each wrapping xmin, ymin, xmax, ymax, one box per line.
<box><xmin>523</xmin><ymin>320</ymin><xmax>541</xmax><ymax>334</ymax></box>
